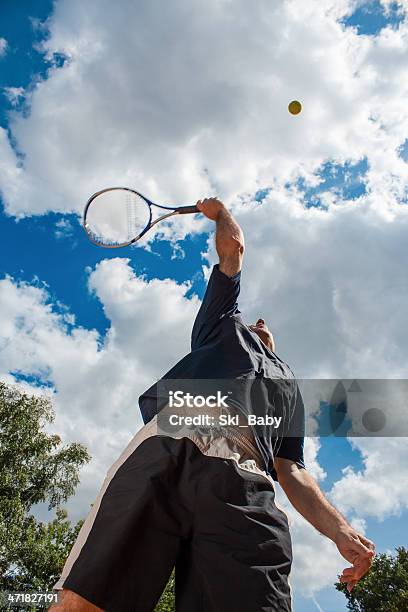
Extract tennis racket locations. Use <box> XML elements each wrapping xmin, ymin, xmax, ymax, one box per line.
<box><xmin>83</xmin><ymin>187</ymin><xmax>198</xmax><ymax>248</ymax></box>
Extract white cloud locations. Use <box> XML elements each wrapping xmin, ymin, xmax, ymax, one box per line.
<box><xmin>0</xmin><ymin>0</ymin><xmax>407</xmax><ymax>220</ymax></box>
<box><xmin>87</xmin><ymin>257</ymin><xmax>199</xmax><ymax>369</ymax></box>
<box><xmin>330</xmin><ymin>437</ymin><xmax>408</xmax><ymax>520</ymax></box>
<box><xmin>54</xmin><ymin>217</ymin><xmax>74</xmax><ymax>239</ymax></box>
<box><xmin>304</xmin><ymin>438</ymin><xmax>327</xmax><ymax>482</ymax></box>
<box><xmin>0</xmin><ymin>38</ymin><xmax>7</xmax><ymax>57</ymax></box>
<box><xmin>3</xmin><ymin>87</ymin><xmax>25</xmax><ymax>107</ymax></box>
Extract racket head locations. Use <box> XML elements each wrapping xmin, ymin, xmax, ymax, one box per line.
<box><xmin>83</xmin><ymin>187</ymin><xmax>152</xmax><ymax>248</ymax></box>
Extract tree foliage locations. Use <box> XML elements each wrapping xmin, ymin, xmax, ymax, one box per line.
<box><xmin>335</xmin><ymin>546</ymin><xmax>408</xmax><ymax>612</ymax></box>
<box><xmin>0</xmin><ymin>381</ymin><xmax>90</xmax><ymax>603</ymax></box>
<box><xmin>154</xmin><ymin>569</ymin><xmax>175</xmax><ymax>612</ymax></box>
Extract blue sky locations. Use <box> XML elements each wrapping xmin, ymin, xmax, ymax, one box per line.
<box><xmin>293</xmin><ymin>158</ymin><xmax>368</xmax><ymax>208</ymax></box>
<box><xmin>1</xmin><ymin>2</ymin><xmax>407</xmax><ymax>611</ymax></box>
<box><xmin>342</xmin><ymin>0</ymin><xmax>404</xmax><ymax>35</ymax></box>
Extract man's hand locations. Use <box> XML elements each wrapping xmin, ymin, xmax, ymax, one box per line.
<box><xmin>196</xmin><ymin>197</ymin><xmax>226</xmax><ymax>221</ymax></box>
<box><xmin>335</xmin><ymin>525</ymin><xmax>375</xmax><ymax>592</ymax></box>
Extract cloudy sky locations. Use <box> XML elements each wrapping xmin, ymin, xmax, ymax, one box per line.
<box><xmin>1</xmin><ymin>1</ymin><xmax>408</xmax><ymax>610</ymax></box>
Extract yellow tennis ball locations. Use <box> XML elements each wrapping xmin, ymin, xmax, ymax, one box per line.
<box><xmin>288</xmin><ymin>100</ymin><xmax>302</xmax><ymax>115</ymax></box>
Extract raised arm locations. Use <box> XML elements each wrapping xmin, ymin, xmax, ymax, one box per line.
<box><xmin>197</xmin><ymin>198</ymin><xmax>244</xmax><ymax>277</ymax></box>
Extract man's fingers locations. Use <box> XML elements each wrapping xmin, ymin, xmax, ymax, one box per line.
<box><xmin>340</xmin><ymin>566</ymin><xmax>359</xmax><ymax>581</ymax></box>
<box><xmin>340</xmin><ymin>567</ymin><xmax>355</xmax><ymax>578</ymax></box>
<box><xmin>359</xmin><ymin>534</ymin><xmax>376</xmax><ymax>553</ymax></box>
<box><xmin>355</xmin><ymin>559</ymin><xmax>373</xmax><ymax>580</ymax></box>
<box><xmin>340</xmin><ymin>554</ymin><xmax>373</xmax><ymax>585</ymax></box>
<box><xmin>350</xmin><ymin>534</ymin><xmax>375</xmax><ymax>557</ymax></box>
<box><xmin>348</xmin><ymin>556</ymin><xmax>373</xmax><ymax>581</ymax></box>
<box><xmin>339</xmin><ymin>573</ymin><xmax>357</xmax><ymax>592</ymax></box>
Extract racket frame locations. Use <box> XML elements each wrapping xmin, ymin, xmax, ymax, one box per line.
<box><xmin>83</xmin><ymin>186</ymin><xmax>197</xmax><ymax>248</ymax></box>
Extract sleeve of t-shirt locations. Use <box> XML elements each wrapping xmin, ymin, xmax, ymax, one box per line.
<box><xmin>138</xmin><ymin>381</ymin><xmax>159</xmax><ymax>425</ymax></box>
<box><xmin>191</xmin><ymin>263</ymin><xmax>241</xmax><ymax>350</ymax></box>
<box><xmin>271</xmin><ymin>383</ymin><xmax>306</xmax><ymax>481</ymax></box>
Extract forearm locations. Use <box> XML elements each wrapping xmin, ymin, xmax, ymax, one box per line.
<box><xmin>275</xmin><ymin>461</ymin><xmax>375</xmax><ymax>591</ymax></box>
<box><xmin>279</xmin><ymin>468</ymin><xmax>349</xmax><ymax>541</ymax></box>
<box><xmin>196</xmin><ymin>198</ymin><xmax>244</xmax><ymax>276</ymax></box>
<box><xmin>215</xmin><ymin>207</ymin><xmax>244</xmax><ymax>276</ymax></box>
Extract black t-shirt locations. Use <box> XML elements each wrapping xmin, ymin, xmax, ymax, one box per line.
<box><xmin>139</xmin><ymin>264</ymin><xmax>306</xmax><ymax>480</ymax></box>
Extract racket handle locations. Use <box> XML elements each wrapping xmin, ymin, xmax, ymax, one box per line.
<box><xmin>177</xmin><ymin>205</ymin><xmax>198</xmax><ymax>214</ymax></box>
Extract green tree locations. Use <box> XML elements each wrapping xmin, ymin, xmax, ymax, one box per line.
<box><xmin>154</xmin><ymin>569</ymin><xmax>175</xmax><ymax>612</ymax></box>
<box><xmin>0</xmin><ymin>381</ymin><xmax>90</xmax><ymax>608</ymax></box>
<box><xmin>335</xmin><ymin>546</ymin><xmax>408</xmax><ymax>612</ymax></box>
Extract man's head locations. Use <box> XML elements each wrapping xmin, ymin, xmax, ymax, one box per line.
<box><xmin>248</xmin><ymin>318</ymin><xmax>276</xmax><ymax>352</ymax></box>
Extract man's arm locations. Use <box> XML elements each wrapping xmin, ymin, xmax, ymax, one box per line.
<box><xmin>197</xmin><ymin>198</ymin><xmax>244</xmax><ymax>277</ymax></box>
<box><xmin>274</xmin><ymin>457</ymin><xmax>375</xmax><ymax>592</ymax></box>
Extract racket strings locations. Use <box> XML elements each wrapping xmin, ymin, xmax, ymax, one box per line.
<box><xmin>126</xmin><ymin>192</ymin><xmax>148</xmax><ymax>241</ymax></box>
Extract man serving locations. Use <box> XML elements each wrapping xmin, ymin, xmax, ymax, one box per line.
<box><xmin>53</xmin><ymin>198</ymin><xmax>375</xmax><ymax>612</ymax></box>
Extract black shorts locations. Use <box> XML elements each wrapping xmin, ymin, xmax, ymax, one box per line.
<box><xmin>55</xmin><ymin>419</ymin><xmax>293</xmax><ymax>612</ymax></box>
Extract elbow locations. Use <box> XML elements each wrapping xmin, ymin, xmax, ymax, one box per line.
<box><xmin>274</xmin><ymin>458</ymin><xmax>306</xmax><ymax>488</ymax></box>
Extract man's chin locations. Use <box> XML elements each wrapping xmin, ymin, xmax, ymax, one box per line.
<box><xmin>253</xmin><ymin>330</ymin><xmax>271</xmax><ymax>347</ymax></box>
